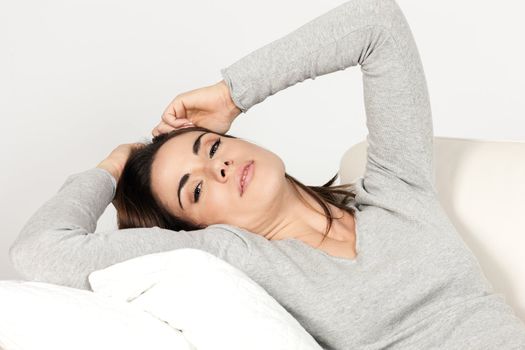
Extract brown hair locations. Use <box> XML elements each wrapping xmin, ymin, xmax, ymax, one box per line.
<box><xmin>113</xmin><ymin>126</ymin><xmax>357</xmax><ymax>245</ymax></box>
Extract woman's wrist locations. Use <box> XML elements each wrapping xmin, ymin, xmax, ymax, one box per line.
<box><xmin>96</xmin><ymin>160</ymin><xmax>121</xmax><ymax>183</ymax></box>
<box><xmin>218</xmin><ymin>79</ymin><xmax>242</xmax><ymax>118</ymax></box>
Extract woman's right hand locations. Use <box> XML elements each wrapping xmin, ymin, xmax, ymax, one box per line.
<box><xmin>97</xmin><ymin>142</ymin><xmax>146</xmax><ymax>183</ymax></box>
<box><xmin>152</xmin><ymin>80</ymin><xmax>242</xmax><ymax>137</ymax></box>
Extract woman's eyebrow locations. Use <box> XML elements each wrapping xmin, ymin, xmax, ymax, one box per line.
<box><xmin>177</xmin><ymin>131</ymin><xmax>209</xmax><ymax>210</ymax></box>
<box><xmin>192</xmin><ymin>131</ymin><xmax>209</xmax><ymax>155</ymax></box>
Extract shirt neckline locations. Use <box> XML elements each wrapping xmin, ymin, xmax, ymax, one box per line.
<box><xmin>281</xmin><ymin>203</ymin><xmax>361</xmax><ymax>264</ymax></box>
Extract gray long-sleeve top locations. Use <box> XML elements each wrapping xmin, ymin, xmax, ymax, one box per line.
<box><xmin>9</xmin><ymin>0</ymin><xmax>525</xmax><ymax>348</ymax></box>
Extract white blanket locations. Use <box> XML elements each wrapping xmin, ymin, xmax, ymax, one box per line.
<box><xmin>0</xmin><ymin>280</ymin><xmax>194</xmax><ymax>350</ymax></box>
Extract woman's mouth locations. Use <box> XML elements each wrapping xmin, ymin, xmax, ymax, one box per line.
<box><xmin>237</xmin><ymin>160</ymin><xmax>255</xmax><ymax>197</ymax></box>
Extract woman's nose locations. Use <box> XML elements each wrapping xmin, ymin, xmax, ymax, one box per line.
<box><xmin>213</xmin><ymin>159</ymin><xmax>233</xmax><ymax>181</ymax></box>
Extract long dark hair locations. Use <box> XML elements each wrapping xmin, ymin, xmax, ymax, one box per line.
<box><xmin>113</xmin><ymin>126</ymin><xmax>357</xmax><ymax>245</ymax></box>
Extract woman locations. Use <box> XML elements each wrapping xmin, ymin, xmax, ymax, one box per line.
<box><xmin>10</xmin><ymin>0</ymin><xmax>525</xmax><ymax>348</ymax></box>
<box><xmin>110</xmin><ymin>123</ymin><xmax>358</xmax><ymax>256</ymax></box>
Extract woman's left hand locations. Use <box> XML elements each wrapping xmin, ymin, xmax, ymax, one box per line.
<box><xmin>96</xmin><ymin>143</ymin><xmax>146</xmax><ymax>183</ymax></box>
<box><xmin>152</xmin><ymin>80</ymin><xmax>241</xmax><ymax>137</ymax></box>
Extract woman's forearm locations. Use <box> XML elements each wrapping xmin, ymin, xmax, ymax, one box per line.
<box><xmin>219</xmin><ymin>0</ymin><xmax>399</xmax><ymax>113</ymax></box>
<box><xmin>8</xmin><ymin>168</ymin><xmax>117</xmax><ymax>288</ymax></box>
<box><xmin>96</xmin><ymin>160</ymin><xmax>120</xmax><ymax>184</ymax></box>
<box><xmin>8</xmin><ymin>167</ymin><xmax>249</xmax><ymax>291</ymax></box>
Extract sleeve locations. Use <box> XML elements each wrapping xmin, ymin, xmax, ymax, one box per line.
<box><xmin>220</xmin><ymin>0</ymin><xmax>436</xmax><ymax>197</ymax></box>
<box><xmin>8</xmin><ymin>167</ymin><xmax>250</xmax><ymax>291</ymax></box>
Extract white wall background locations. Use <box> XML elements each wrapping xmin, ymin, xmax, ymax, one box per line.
<box><xmin>1</xmin><ymin>0</ymin><xmax>524</xmax><ymax>280</ymax></box>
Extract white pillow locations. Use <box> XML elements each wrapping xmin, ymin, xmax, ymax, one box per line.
<box><xmin>89</xmin><ymin>248</ymin><xmax>323</xmax><ymax>350</ymax></box>
<box><xmin>0</xmin><ymin>280</ymin><xmax>195</xmax><ymax>350</ymax></box>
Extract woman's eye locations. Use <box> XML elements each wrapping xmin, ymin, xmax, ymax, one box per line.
<box><xmin>194</xmin><ymin>181</ymin><xmax>202</xmax><ymax>203</ymax></box>
<box><xmin>209</xmin><ymin>138</ymin><xmax>221</xmax><ymax>158</ymax></box>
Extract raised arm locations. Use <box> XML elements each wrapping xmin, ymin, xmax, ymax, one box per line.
<box><xmin>9</xmin><ymin>168</ymin><xmax>249</xmax><ymax>290</ymax></box>
<box><xmin>221</xmin><ymin>0</ymin><xmax>435</xmax><ymax>196</ymax></box>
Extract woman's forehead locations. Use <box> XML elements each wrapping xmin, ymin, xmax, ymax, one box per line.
<box><xmin>152</xmin><ymin>132</ymin><xmax>205</xmax><ymax>205</ymax></box>
<box><xmin>162</xmin><ymin>131</ymin><xmax>207</xmax><ymax>154</ymax></box>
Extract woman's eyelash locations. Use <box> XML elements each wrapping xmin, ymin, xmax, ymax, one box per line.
<box><xmin>194</xmin><ymin>138</ymin><xmax>221</xmax><ymax>203</ymax></box>
<box><xmin>209</xmin><ymin>138</ymin><xmax>221</xmax><ymax>158</ymax></box>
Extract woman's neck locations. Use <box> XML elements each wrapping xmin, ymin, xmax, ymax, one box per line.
<box><xmin>256</xmin><ymin>179</ymin><xmax>354</xmax><ymax>244</ymax></box>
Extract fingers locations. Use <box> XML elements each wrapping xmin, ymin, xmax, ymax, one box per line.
<box><xmin>152</xmin><ymin>121</ymin><xmax>174</xmax><ymax>137</ymax></box>
<box><xmin>131</xmin><ymin>142</ymin><xmax>146</xmax><ymax>150</ymax></box>
<box><xmin>153</xmin><ymin>96</ymin><xmax>194</xmax><ymax>137</ymax></box>
<box><xmin>173</xmin><ymin>98</ymin><xmax>187</xmax><ymax>120</ymax></box>
<box><xmin>161</xmin><ymin>98</ymin><xmax>187</xmax><ymax>126</ymax></box>
<box><xmin>151</xmin><ymin>119</ymin><xmax>194</xmax><ymax>137</ymax></box>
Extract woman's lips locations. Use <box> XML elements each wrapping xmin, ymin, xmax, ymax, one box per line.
<box><xmin>237</xmin><ymin>161</ymin><xmax>254</xmax><ymax>197</ymax></box>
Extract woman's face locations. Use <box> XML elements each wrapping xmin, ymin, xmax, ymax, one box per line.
<box><xmin>150</xmin><ymin>130</ymin><xmax>287</xmax><ymax>230</ymax></box>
